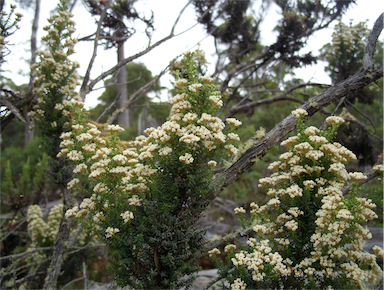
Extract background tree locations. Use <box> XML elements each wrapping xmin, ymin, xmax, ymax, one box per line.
<box><xmin>81</xmin><ymin>0</ymin><xmax>154</xmax><ymax>127</ymax></box>
<box><xmin>88</xmin><ymin>62</ymin><xmax>165</xmax><ymax>138</ymax></box>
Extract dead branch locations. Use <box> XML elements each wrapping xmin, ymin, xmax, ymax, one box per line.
<box><xmin>27</xmin><ymin>0</ymin><xmax>41</xmax><ymax>95</ymax></box>
<box><xmin>224</xmin><ymin>83</ymin><xmax>331</xmax><ymax>119</ymax></box>
<box><xmin>363</xmin><ymin>12</ymin><xmax>384</xmax><ymax>70</ymax></box>
<box><xmin>0</xmin><ymin>246</ymin><xmax>55</xmax><ymax>261</ymax></box>
<box><xmin>0</xmin><ymin>96</ymin><xmax>26</xmax><ymax>123</ymax></box>
<box><xmin>96</xmin><ymin>92</ymin><xmax>120</xmax><ymax>122</ymax></box>
<box><xmin>80</xmin><ymin>0</ymin><xmax>113</xmax><ymax>100</ymax></box>
<box><xmin>107</xmin><ymin>59</ymin><xmax>174</xmax><ymax>124</ymax></box>
<box><xmin>80</xmin><ymin>1</ymin><xmax>192</xmax><ymax>99</ymax></box>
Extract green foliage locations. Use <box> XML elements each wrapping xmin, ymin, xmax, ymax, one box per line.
<box><xmin>32</xmin><ymin>154</ymin><xmax>50</xmax><ymax>197</ymax></box>
<box><xmin>0</xmin><ymin>117</ymin><xmax>25</xmax><ymax>150</ymax></box>
<box><xmin>1</xmin><ymin>137</ymin><xmax>44</xmax><ymax>177</ymax></box>
<box><xmin>0</xmin><ymin>139</ymin><xmax>52</xmax><ymax>212</ymax></box>
<box><xmin>15</xmin><ymin>158</ymin><xmax>32</xmax><ymax>204</ymax></box>
<box><xmin>63</xmin><ymin>51</ymin><xmax>242</xmax><ymax>289</ymax></box>
<box><xmin>1</xmin><ymin>161</ymin><xmax>14</xmax><ymax>202</ymax></box>
<box><xmin>1</xmin><ymin>154</ymin><xmax>47</xmax><ymax>211</ymax></box>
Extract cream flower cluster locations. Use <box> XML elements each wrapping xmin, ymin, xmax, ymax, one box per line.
<box><xmin>28</xmin><ymin>1</ymin><xmax>80</xmax><ymax>129</ymax></box>
<box><xmin>230</xmin><ymin>241</ymin><xmax>291</xmax><ymax>281</ymax></box>
<box><xmin>62</xmin><ymin>51</ymin><xmax>241</xmax><ymax>242</ymax></box>
<box><xmin>27</xmin><ymin>205</ymin><xmax>49</xmax><ymax>243</ymax></box>
<box><xmin>28</xmin><ymin>203</ymin><xmax>83</xmax><ymax>246</ymax></box>
<box><xmin>226</xmin><ymin>110</ymin><xmax>382</xmax><ymax>289</ymax></box>
<box><xmin>61</xmin><ymin>121</ymin><xmax>156</xmax><ymax>239</ymax></box>
<box><xmin>324</xmin><ymin>20</ymin><xmax>369</xmax><ymax>74</ymax></box>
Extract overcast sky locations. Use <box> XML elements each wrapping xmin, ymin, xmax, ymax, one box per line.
<box><xmin>3</xmin><ymin>0</ymin><xmax>384</xmax><ymax>109</ymax></box>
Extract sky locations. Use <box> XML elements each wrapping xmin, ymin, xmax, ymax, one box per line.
<box><xmin>2</xmin><ymin>0</ymin><xmax>384</xmax><ymax>109</ymax></box>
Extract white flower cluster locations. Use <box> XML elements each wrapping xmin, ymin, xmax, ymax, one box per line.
<box><xmin>120</xmin><ymin>211</ymin><xmax>134</xmax><ymax>223</ymax></box>
<box><xmin>227</xmin><ymin>110</ymin><xmax>382</xmax><ymax>289</ymax></box>
<box><xmin>62</xmin><ymin>51</ymin><xmax>242</xmax><ymax>246</ymax></box>
<box><xmin>105</xmin><ymin>227</ymin><xmax>120</xmax><ymax>238</ymax></box>
<box><xmin>325</xmin><ymin>21</ymin><xmax>369</xmax><ymax>75</ymax></box>
<box><xmin>28</xmin><ymin>204</ymin><xmax>64</xmax><ymax>245</ymax></box>
<box><xmin>208</xmin><ymin>248</ymin><xmax>221</xmax><ymax>257</ymax></box>
<box><xmin>28</xmin><ymin>4</ymin><xmax>81</xmax><ymax>128</ymax></box>
<box><xmin>231</xmin><ymin>240</ymin><xmax>291</xmax><ymax>280</ymax></box>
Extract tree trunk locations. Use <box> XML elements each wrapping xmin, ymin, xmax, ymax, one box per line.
<box><xmin>25</xmin><ymin>0</ymin><xmax>41</xmax><ymax>146</ymax></box>
<box><xmin>117</xmin><ymin>41</ymin><xmax>129</xmax><ymax>127</ymax></box>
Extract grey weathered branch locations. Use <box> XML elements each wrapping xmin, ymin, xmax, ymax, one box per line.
<box><xmin>219</xmin><ymin>47</ymin><xmax>270</xmax><ymax>94</ymax></box>
<box><xmin>96</xmin><ymin>93</ymin><xmax>120</xmax><ymax>122</ymax></box>
<box><xmin>27</xmin><ymin>0</ymin><xmax>40</xmax><ymax>95</ymax></box>
<box><xmin>224</xmin><ymin>83</ymin><xmax>331</xmax><ymax>119</ymax></box>
<box><xmin>43</xmin><ymin>186</ymin><xmax>75</xmax><ymax>290</ymax></box>
<box><xmin>107</xmin><ymin>59</ymin><xmax>175</xmax><ymax>124</ymax></box>
<box><xmin>0</xmin><ymin>246</ymin><xmax>55</xmax><ymax>261</ymax></box>
<box><xmin>81</xmin><ymin>1</ymin><xmax>192</xmax><ymax>99</ymax></box>
<box><xmin>363</xmin><ymin>13</ymin><xmax>384</xmax><ymax>70</ymax></box>
<box><xmin>80</xmin><ymin>0</ymin><xmax>113</xmax><ymax>100</ymax></box>
<box><xmin>202</xmin><ymin>269</ymin><xmax>234</xmax><ymax>290</ymax></box>
<box><xmin>0</xmin><ymin>96</ymin><xmax>26</xmax><ymax>123</ymax></box>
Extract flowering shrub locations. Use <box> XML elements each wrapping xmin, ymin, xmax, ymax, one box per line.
<box><xmin>62</xmin><ymin>51</ymin><xmax>241</xmax><ymax>289</ymax></box>
<box><xmin>213</xmin><ymin>109</ymin><xmax>383</xmax><ymax>290</ymax></box>
<box><xmin>27</xmin><ymin>0</ymin><xmax>80</xmax><ymax>185</ymax></box>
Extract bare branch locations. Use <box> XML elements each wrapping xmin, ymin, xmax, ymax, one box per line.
<box><xmin>0</xmin><ymin>217</ymin><xmax>27</xmax><ymax>243</ymax></box>
<box><xmin>77</xmin><ymin>32</ymin><xmax>96</xmax><ymax>41</ymax></box>
<box><xmin>81</xmin><ymin>2</ymin><xmax>192</xmax><ymax>99</ymax></box>
<box><xmin>219</xmin><ymin>47</ymin><xmax>270</xmax><ymax>93</ymax></box>
<box><xmin>363</xmin><ymin>13</ymin><xmax>384</xmax><ymax>70</ymax></box>
<box><xmin>0</xmin><ymin>246</ymin><xmax>55</xmax><ymax>261</ymax></box>
<box><xmin>27</xmin><ymin>0</ymin><xmax>41</xmax><ymax>95</ymax></box>
<box><xmin>345</xmin><ymin>98</ymin><xmax>379</xmax><ymax>135</ymax></box>
<box><xmin>0</xmin><ymin>95</ymin><xmax>26</xmax><ymax>123</ymax></box>
<box><xmin>69</xmin><ymin>0</ymin><xmax>78</xmax><ymax>13</ymax></box>
<box><xmin>170</xmin><ymin>0</ymin><xmax>192</xmax><ymax>36</ymax></box>
<box><xmin>96</xmin><ymin>92</ymin><xmax>120</xmax><ymax>122</ymax></box>
<box><xmin>107</xmin><ymin>61</ymin><xmax>172</xmax><ymax>124</ymax></box>
<box><xmin>80</xmin><ymin>0</ymin><xmax>113</xmax><ymax>100</ymax></box>
<box><xmin>224</xmin><ymin>83</ymin><xmax>330</xmax><ymax>119</ymax></box>
<box><xmin>202</xmin><ymin>270</ymin><xmax>233</xmax><ymax>290</ymax></box>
